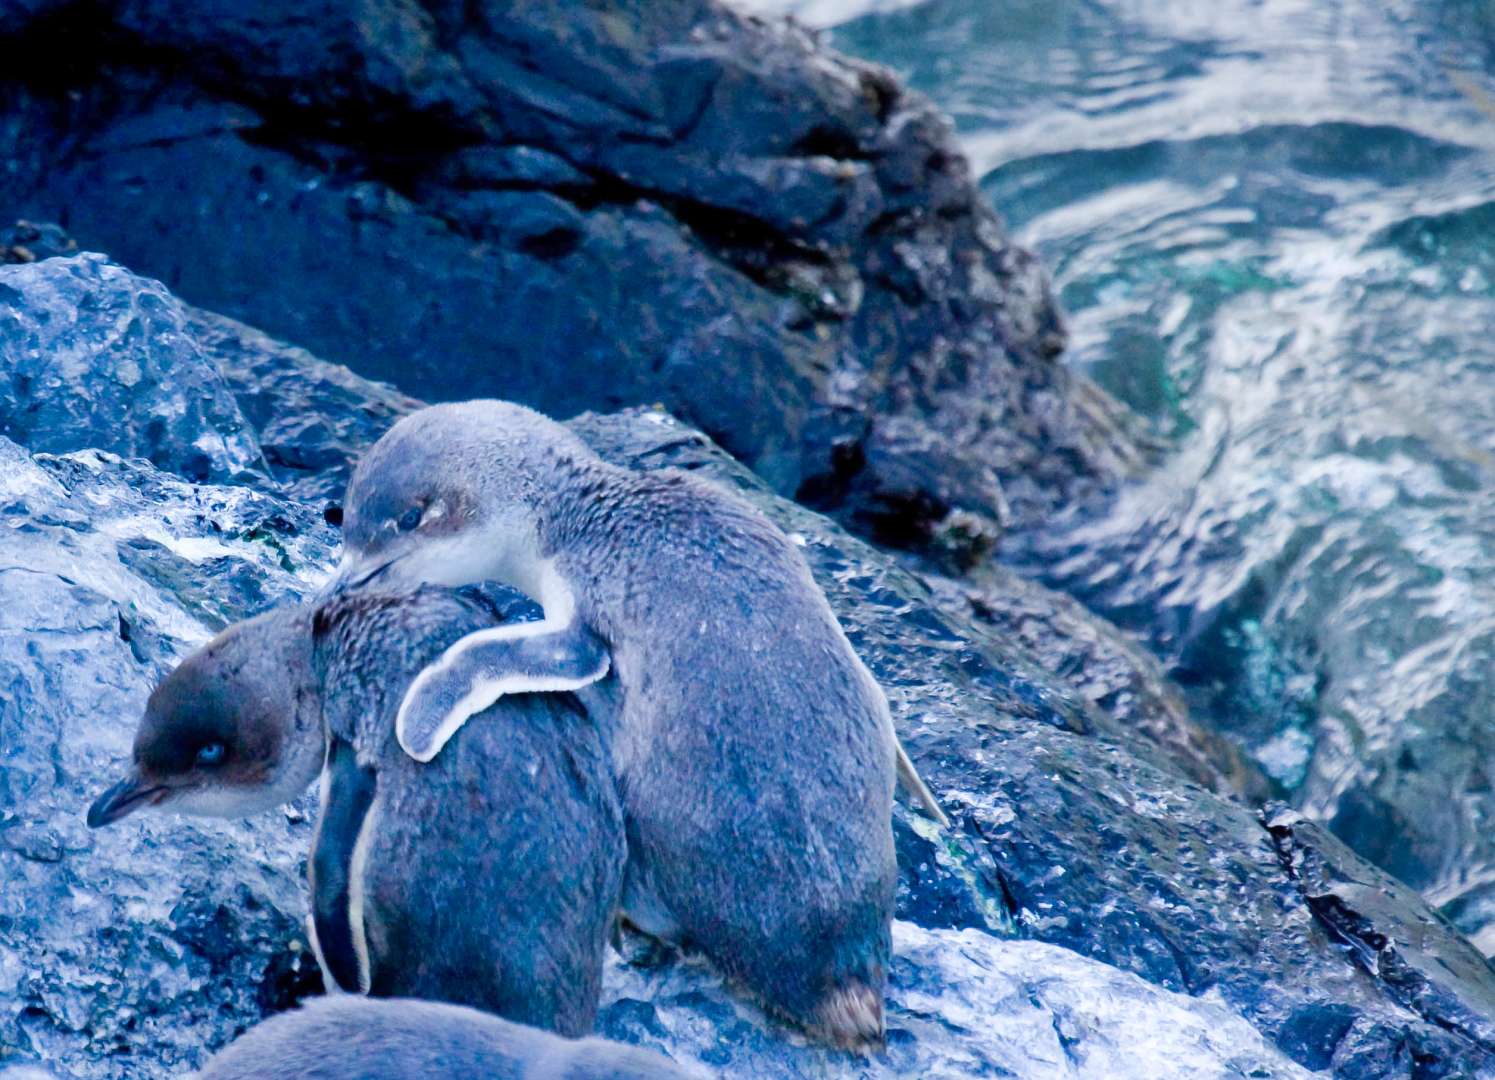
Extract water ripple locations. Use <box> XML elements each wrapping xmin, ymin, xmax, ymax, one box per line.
<box><xmin>743</xmin><ymin>0</ymin><xmax>1495</xmax><ymax>951</ymax></box>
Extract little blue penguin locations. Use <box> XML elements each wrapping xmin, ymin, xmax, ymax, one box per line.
<box><xmin>88</xmin><ymin>585</ymin><xmax>626</xmax><ymax>1039</ymax></box>
<box><xmin>195</xmin><ymin>995</ymin><xmax>699</xmax><ymax>1079</ymax></box>
<box><xmin>329</xmin><ymin>400</ymin><xmax>941</xmax><ymax>1047</ymax></box>
<box><xmin>86</xmin><ymin>606</ymin><xmax>324</xmax><ymax>828</ymax></box>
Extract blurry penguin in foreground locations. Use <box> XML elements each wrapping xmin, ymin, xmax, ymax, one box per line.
<box><xmin>195</xmin><ymin>996</ymin><xmax>697</xmax><ymax>1079</ymax></box>
<box><xmin>88</xmin><ymin>585</ymin><xmax>626</xmax><ymax>1038</ymax></box>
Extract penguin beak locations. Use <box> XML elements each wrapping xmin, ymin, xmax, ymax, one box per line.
<box><xmin>323</xmin><ymin>554</ymin><xmax>402</xmax><ymax>598</ymax></box>
<box><xmin>86</xmin><ymin>772</ymin><xmax>168</xmax><ymax>828</ymax></box>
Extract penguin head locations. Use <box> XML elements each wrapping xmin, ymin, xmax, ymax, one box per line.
<box><xmin>87</xmin><ymin>607</ymin><xmax>324</xmax><ymax>828</ymax></box>
<box><xmin>330</xmin><ymin>401</ymin><xmax>588</xmax><ymax>597</ymax></box>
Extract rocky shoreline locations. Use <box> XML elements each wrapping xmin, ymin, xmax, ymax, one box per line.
<box><xmin>0</xmin><ymin>253</ymin><xmax>1490</xmax><ymax>1076</ymax></box>
<box><xmin>0</xmin><ymin>0</ymin><xmax>1144</xmax><ymax>571</ymax></box>
<box><xmin>1</xmin><ymin>0</ymin><xmax>1493</xmax><ymax>1076</ymax></box>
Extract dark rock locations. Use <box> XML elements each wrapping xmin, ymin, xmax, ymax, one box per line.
<box><xmin>0</xmin><ymin>0</ymin><xmax>62</xmax><ymax>38</ymax></box>
<box><xmin>184</xmin><ymin>306</ymin><xmax>418</xmax><ymax>505</ymax></box>
<box><xmin>930</xmin><ymin>562</ymin><xmax>1273</xmax><ymax>801</ymax></box>
<box><xmin>0</xmin><ymin>0</ymin><xmax>1142</xmax><ymax>565</ymax></box>
<box><xmin>429</xmin><ymin>145</ymin><xmax>591</xmax><ymax>191</ymax></box>
<box><xmin>2</xmin><ymin>221</ymin><xmax>76</xmax><ymax>264</ymax></box>
<box><xmin>1265</xmin><ymin>807</ymin><xmax>1495</xmax><ymax>1063</ymax></box>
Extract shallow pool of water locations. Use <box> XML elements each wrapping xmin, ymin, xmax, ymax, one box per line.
<box><xmin>745</xmin><ymin>0</ymin><xmax>1495</xmax><ymax>952</ymax></box>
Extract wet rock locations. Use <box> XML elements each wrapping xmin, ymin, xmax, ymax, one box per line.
<box><xmin>601</xmin><ymin>922</ymin><xmax>1314</xmax><ymax>1078</ymax></box>
<box><xmin>185</xmin><ymin>306</ymin><xmax>418</xmax><ymax>506</ymax></box>
<box><xmin>930</xmin><ymin>562</ymin><xmax>1273</xmax><ymax>801</ymax></box>
<box><xmin>0</xmin><ymin>440</ymin><xmax>334</xmax><ymax>1078</ymax></box>
<box><xmin>0</xmin><ymin>0</ymin><xmax>1140</xmax><ymax>564</ymax></box>
<box><xmin>0</xmin><ymin>261</ymin><xmax>1490</xmax><ymax>1077</ymax></box>
<box><xmin>0</xmin><ymin>250</ymin><xmax>418</xmax><ymax>506</ymax></box>
<box><xmin>1265</xmin><ymin>807</ymin><xmax>1495</xmax><ymax>1063</ymax></box>
<box><xmin>0</xmin><ymin>255</ymin><xmax>266</xmax><ymax>484</ymax></box>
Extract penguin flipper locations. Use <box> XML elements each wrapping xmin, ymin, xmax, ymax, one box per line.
<box><xmin>396</xmin><ymin>618</ymin><xmax>611</xmax><ymax>762</ymax></box>
<box><xmin>309</xmin><ymin>736</ymin><xmax>378</xmax><ymax>994</ymax></box>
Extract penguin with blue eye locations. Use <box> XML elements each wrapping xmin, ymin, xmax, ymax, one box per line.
<box><xmin>88</xmin><ymin>586</ymin><xmax>627</xmax><ymax>1039</ymax></box>
<box><xmin>86</xmin><ymin>607</ymin><xmax>326</xmax><ymax>828</ymax></box>
<box><xmin>196</xmin><ymin>994</ymin><xmax>699</xmax><ymax>1079</ymax></box>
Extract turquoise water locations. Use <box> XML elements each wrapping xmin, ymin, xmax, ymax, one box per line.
<box><xmin>747</xmin><ymin>0</ymin><xmax>1495</xmax><ymax>951</ymax></box>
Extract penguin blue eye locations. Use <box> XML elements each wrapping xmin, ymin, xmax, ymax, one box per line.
<box><xmin>196</xmin><ymin>742</ymin><xmax>226</xmax><ymax>767</ymax></box>
<box><xmin>397</xmin><ymin>506</ymin><xmax>423</xmax><ymax>532</ymax></box>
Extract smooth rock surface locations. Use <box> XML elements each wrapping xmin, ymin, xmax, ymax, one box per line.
<box><xmin>0</xmin><ymin>0</ymin><xmax>1143</xmax><ymax>565</ymax></box>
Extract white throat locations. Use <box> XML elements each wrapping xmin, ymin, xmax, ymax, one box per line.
<box><xmin>383</xmin><ymin>523</ymin><xmax>575</xmax><ymax>624</ymax></box>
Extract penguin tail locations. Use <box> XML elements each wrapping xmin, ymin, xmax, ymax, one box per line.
<box><xmin>812</xmin><ymin>979</ymin><xmax>885</xmax><ymax>1053</ymax></box>
<box><xmin>896</xmin><ymin>739</ymin><xmax>951</xmax><ymax>829</ymax></box>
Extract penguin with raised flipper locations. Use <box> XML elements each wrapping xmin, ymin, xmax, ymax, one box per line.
<box><xmin>89</xmin><ymin>585</ymin><xmax>626</xmax><ymax>1039</ymax></box>
<box><xmin>329</xmin><ymin>400</ymin><xmax>945</xmax><ymax>1048</ymax></box>
<box><xmin>308</xmin><ymin>586</ymin><xmax>626</xmax><ymax>1038</ymax></box>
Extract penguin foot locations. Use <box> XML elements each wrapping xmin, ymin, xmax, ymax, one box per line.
<box><xmin>612</xmin><ymin>922</ymin><xmax>680</xmax><ymax>969</ymax></box>
<box><xmin>810</xmin><ymin>980</ymin><xmax>885</xmax><ymax>1053</ymax></box>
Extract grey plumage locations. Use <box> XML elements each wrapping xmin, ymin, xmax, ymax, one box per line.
<box><xmin>310</xmin><ymin>587</ymin><xmax>627</xmax><ymax>1037</ymax></box>
<box><xmin>88</xmin><ymin>585</ymin><xmax>627</xmax><ymax>1039</ymax></box>
<box><xmin>194</xmin><ymin>995</ymin><xmax>696</xmax><ymax>1079</ymax></box>
<box><xmin>333</xmin><ymin>401</ymin><xmax>904</xmax><ymax>1046</ymax></box>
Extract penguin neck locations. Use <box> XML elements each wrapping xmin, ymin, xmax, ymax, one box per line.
<box><xmin>528</xmin><ymin>448</ymin><xmax>625</xmax><ymax>589</ymax></box>
<box><xmin>529</xmin><ymin>445</ymin><xmax>615</xmax><ymax>550</ymax></box>
<box><xmin>509</xmin><ymin>553</ymin><xmax>578</xmax><ymax>628</ymax></box>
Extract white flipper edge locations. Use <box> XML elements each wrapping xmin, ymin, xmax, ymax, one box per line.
<box><xmin>396</xmin><ymin>617</ymin><xmax>612</xmax><ymax>763</ymax></box>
